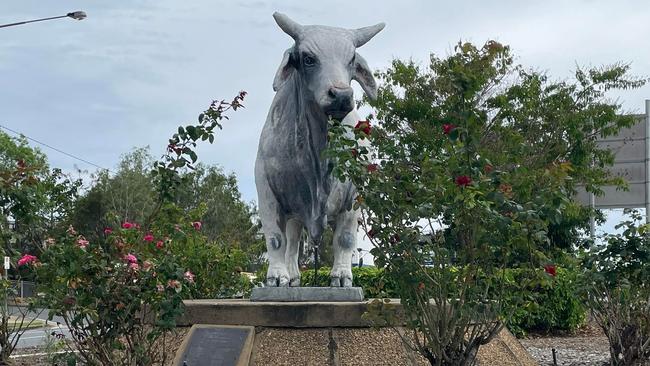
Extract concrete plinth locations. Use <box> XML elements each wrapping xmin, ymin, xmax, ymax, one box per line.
<box><xmin>250</xmin><ymin>286</ymin><xmax>364</xmax><ymax>302</ymax></box>
<box><xmin>179</xmin><ymin>299</ymin><xmax>404</xmax><ymax>327</ymax></box>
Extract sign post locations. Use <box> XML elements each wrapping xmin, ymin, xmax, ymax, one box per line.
<box><xmin>2</xmin><ymin>256</ymin><xmax>8</xmax><ymax>315</ymax></box>
<box><xmin>646</xmin><ymin>99</ymin><xmax>650</xmax><ymax>223</ymax></box>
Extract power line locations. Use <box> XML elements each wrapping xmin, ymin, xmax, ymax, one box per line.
<box><xmin>0</xmin><ymin>124</ymin><xmax>110</xmax><ymax>171</ymax></box>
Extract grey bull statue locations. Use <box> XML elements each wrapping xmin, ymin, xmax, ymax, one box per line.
<box><xmin>255</xmin><ymin>12</ymin><xmax>384</xmax><ymax>287</ymax></box>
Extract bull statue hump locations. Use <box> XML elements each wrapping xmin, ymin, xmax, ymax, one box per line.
<box><xmin>255</xmin><ymin>12</ymin><xmax>384</xmax><ymax>287</ymax></box>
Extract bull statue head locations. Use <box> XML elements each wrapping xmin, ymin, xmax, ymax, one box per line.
<box><xmin>272</xmin><ymin>12</ymin><xmax>384</xmax><ymax>119</ymax></box>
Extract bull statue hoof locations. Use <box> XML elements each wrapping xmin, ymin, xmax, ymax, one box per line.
<box><xmin>255</xmin><ymin>12</ymin><xmax>384</xmax><ymax>289</ymax></box>
<box><xmin>266</xmin><ymin>266</ymin><xmax>290</xmax><ymax>287</ymax></box>
<box><xmin>330</xmin><ymin>276</ymin><xmax>353</xmax><ymax>288</ymax></box>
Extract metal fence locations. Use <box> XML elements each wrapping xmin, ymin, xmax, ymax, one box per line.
<box><xmin>7</xmin><ymin>280</ymin><xmax>35</xmax><ymax>298</ymax></box>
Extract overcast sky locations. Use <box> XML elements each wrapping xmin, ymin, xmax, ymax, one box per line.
<box><xmin>2</xmin><ymin>1</ymin><xmax>649</xmax><ymax>255</ymax></box>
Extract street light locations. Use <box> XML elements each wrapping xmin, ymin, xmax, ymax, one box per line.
<box><xmin>0</xmin><ymin>11</ymin><xmax>87</xmax><ymax>29</ymax></box>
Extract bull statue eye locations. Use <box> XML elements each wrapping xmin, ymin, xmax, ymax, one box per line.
<box><xmin>303</xmin><ymin>55</ymin><xmax>316</xmax><ymax>67</ymax></box>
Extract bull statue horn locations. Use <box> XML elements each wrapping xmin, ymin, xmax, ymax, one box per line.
<box><xmin>352</xmin><ymin>23</ymin><xmax>385</xmax><ymax>47</ymax></box>
<box><xmin>273</xmin><ymin>12</ymin><xmax>303</xmax><ymax>40</ymax></box>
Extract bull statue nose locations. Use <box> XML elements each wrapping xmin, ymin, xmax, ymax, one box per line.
<box><xmin>328</xmin><ymin>86</ymin><xmax>354</xmax><ymax>103</ymax></box>
<box><xmin>326</xmin><ymin>87</ymin><xmax>354</xmax><ymax>118</ymax></box>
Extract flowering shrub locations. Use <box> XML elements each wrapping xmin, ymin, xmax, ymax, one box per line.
<box><xmin>581</xmin><ymin>211</ymin><xmax>650</xmax><ymax>366</ymax></box>
<box><xmin>35</xmin><ymin>223</ymin><xmax>193</xmax><ymax>365</ymax></box>
<box><xmin>33</xmin><ymin>93</ymin><xmax>247</xmax><ymax>365</ymax></box>
<box><xmin>326</xmin><ymin>40</ymin><xmax>644</xmax><ymax>365</ymax></box>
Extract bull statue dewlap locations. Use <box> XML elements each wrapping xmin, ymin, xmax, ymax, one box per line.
<box><xmin>255</xmin><ymin>12</ymin><xmax>384</xmax><ymax>287</ymax></box>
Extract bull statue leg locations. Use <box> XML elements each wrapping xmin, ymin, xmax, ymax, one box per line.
<box><xmin>257</xmin><ymin>178</ymin><xmax>290</xmax><ymax>287</ymax></box>
<box><xmin>285</xmin><ymin>219</ymin><xmax>303</xmax><ymax>287</ymax></box>
<box><xmin>330</xmin><ymin>209</ymin><xmax>360</xmax><ymax>287</ymax></box>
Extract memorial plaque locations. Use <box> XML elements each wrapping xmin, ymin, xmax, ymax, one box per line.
<box><xmin>174</xmin><ymin>325</ymin><xmax>253</xmax><ymax>366</ymax></box>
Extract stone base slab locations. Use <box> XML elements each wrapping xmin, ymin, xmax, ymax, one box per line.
<box><xmin>179</xmin><ymin>299</ymin><xmax>404</xmax><ymax>327</ymax></box>
<box><xmin>250</xmin><ymin>286</ymin><xmax>364</xmax><ymax>302</ymax></box>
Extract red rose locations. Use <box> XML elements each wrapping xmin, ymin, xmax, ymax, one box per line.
<box><xmin>156</xmin><ymin>240</ymin><xmax>164</xmax><ymax>249</ymax></box>
<box><xmin>103</xmin><ymin>227</ymin><xmax>113</xmax><ymax>235</ymax></box>
<box><xmin>442</xmin><ymin>124</ymin><xmax>456</xmax><ymax>135</ymax></box>
<box><xmin>544</xmin><ymin>264</ymin><xmax>557</xmax><ymax>277</ymax></box>
<box><xmin>367</xmin><ymin>164</ymin><xmax>379</xmax><ymax>173</ymax></box>
<box><xmin>367</xmin><ymin>229</ymin><xmax>376</xmax><ymax>239</ymax></box>
<box><xmin>455</xmin><ymin>175</ymin><xmax>472</xmax><ymax>187</ymax></box>
<box><xmin>121</xmin><ymin>222</ymin><xmax>133</xmax><ymax>229</ymax></box>
<box><xmin>354</xmin><ymin>120</ymin><xmax>372</xmax><ymax>135</ymax></box>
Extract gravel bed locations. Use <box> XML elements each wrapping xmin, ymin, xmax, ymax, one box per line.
<box><xmin>520</xmin><ymin>335</ymin><xmax>610</xmax><ymax>365</ymax></box>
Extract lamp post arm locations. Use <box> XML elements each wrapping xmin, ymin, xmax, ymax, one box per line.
<box><xmin>0</xmin><ymin>15</ymin><xmax>68</xmax><ymax>29</ymax></box>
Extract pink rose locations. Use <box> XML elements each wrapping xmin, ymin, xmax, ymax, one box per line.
<box><xmin>121</xmin><ymin>222</ymin><xmax>133</xmax><ymax>229</ymax></box>
<box><xmin>76</xmin><ymin>237</ymin><xmax>89</xmax><ymax>249</ymax></box>
<box><xmin>143</xmin><ymin>261</ymin><xmax>153</xmax><ymax>271</ymax></box>
<box><xmin>167</xmin><ymin>279</ymin><xmax>182</xmax><ymax>292</ymax></box>
<box><xmin>124</xmin><ymin>254</ymin><xmax>137</xmax><ymax>264</ymax></box>
<box><xmin>129</xmin><ymin>262</ymin><xmax>139</xmax><ymax>271</ymax></box>
<box><xmin>156</xmin><ymin>284</ymin><xmax>165</xmax><ymax>293</ymax></box>
<box><xmin>191</xmin><ymin>221</ymin><xmax>202</xmax><ymax>231</ymax></box>
<box><xmin>184</xmin><ymin>271</ymin><xmax>195</xmax><ymax>284</ymax></box>
<box><xmin>143</xmin><ymin>233</ymin><xmax>154</xmax><ymax>242</ymax></box>
<box><xmin>155</xmin><ymin>240</ymin><xmax>164</xmax><ymax>249</ymax></box>
<box><xmin>17</xmin><ymin>254</ymin><xmax>37</xmax><ymax>267</ymax></box>
<box><xmin>66</xmin><ymin>225</ymin><xmax>77</xmax><ymax>236</ymax></box>
<box><xmin>103</xmin><ymin>227</ymin><xmax>113</xmax><ymax>235</ymax></box>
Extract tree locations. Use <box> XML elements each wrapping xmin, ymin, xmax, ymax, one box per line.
<box><xmin>70</xmin><ymin>147</ymin><xmax>156</xmax><ymax>240</ymax></box>
<box><xmin>0</xmin><ymin>131</ymin><xmax>80</xmax><ymax>256</ymax></box>
<box><xmin>327</xmin><ymin>41</ymin><xmax>646</xmax><ymax>365</ymax></box>
<box><xmin>173</xmin><ymin>165</ymin><xmax>259</xmax><ymax>246</ymax></box>
<box><xmin>70</xmin><ymin>148</ymin><xmax>262</xmax><ymax>267</ymax></box>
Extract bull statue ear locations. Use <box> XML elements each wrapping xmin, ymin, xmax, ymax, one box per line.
<box><xmin>273</xmin><ymin>48</ymin><xmax>295</xmax><ymax>91</ymax></box>
<box><xmin>352</xmin><ymin>53</ymin><xmax>378</xmax><ymax>100</ymax></box>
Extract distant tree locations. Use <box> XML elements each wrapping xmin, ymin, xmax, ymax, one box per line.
<box><xmin>174</xmin><ymin>165</ymin><xmax>256</xmax><ymax>245</ymax></box>
<box><xmin>71</xmin><ymin>147</ymin><xmax>156</xmax><ymax>239</ymax></box>
<box><xmin>70</xmin><ymin>147</ymin><xmax>262</xmax><ymax>267</ymax></box>
<box><xmin>0</xmin><ymin>131</ymin><xmax>80</xmax><ymax>256</ymax></box>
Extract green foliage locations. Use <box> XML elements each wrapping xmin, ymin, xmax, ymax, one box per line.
<box><xmin>503</xmin><ymin>267</ymin><xmax>585</xmax><ymax>336</ymax></box>
<box><xmin>580</xmin><ymin>210</ymin><xmax>650</xmax><ymax>365</ymax></box>
<box><xmin>326</xmin><ymin>40</ymin><xmax>645</xmax><ymax>366</ymax></box>
<box><xmin>301</xmin><ymin>266</ymin><xmax>399</xmax><ymax>298</ymax></box>
<box><xmin>34</xmin><ymin>223</ymin><xmax>191</xmax><ymax>365</ymax></box>
<box><xmin>154</xmin><ymin>203</ymin><xmax>251</xmax><ymax>299</ymax></box>
<box><xmin>32</xmin><ymin>93</ymin><xmax>248</xmax><ymax>365</ymax></box>
<box><xmin>0</xmin><ymin>131</ymin><xmax>81</xmax><ymax>257</ymax></box>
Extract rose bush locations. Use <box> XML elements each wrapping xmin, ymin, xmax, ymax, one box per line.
<box><xmin>35</xmin><ymin>223</ymin><xmax>193</xmax><ymax>365</ymax></box>
<box><xmin>581</xmin><ymin>210</ymin><xmax>650</xmax><ymax>366</ymax></box>
<box><xmin>33</xmin><ymin>93</ymin><xmax>247</xmax><ymax>365</ymax></box>
<box><xmin>326</xmin><ymin>40</ymin><xmax>644</xmax><ymax>365</ymax></box>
